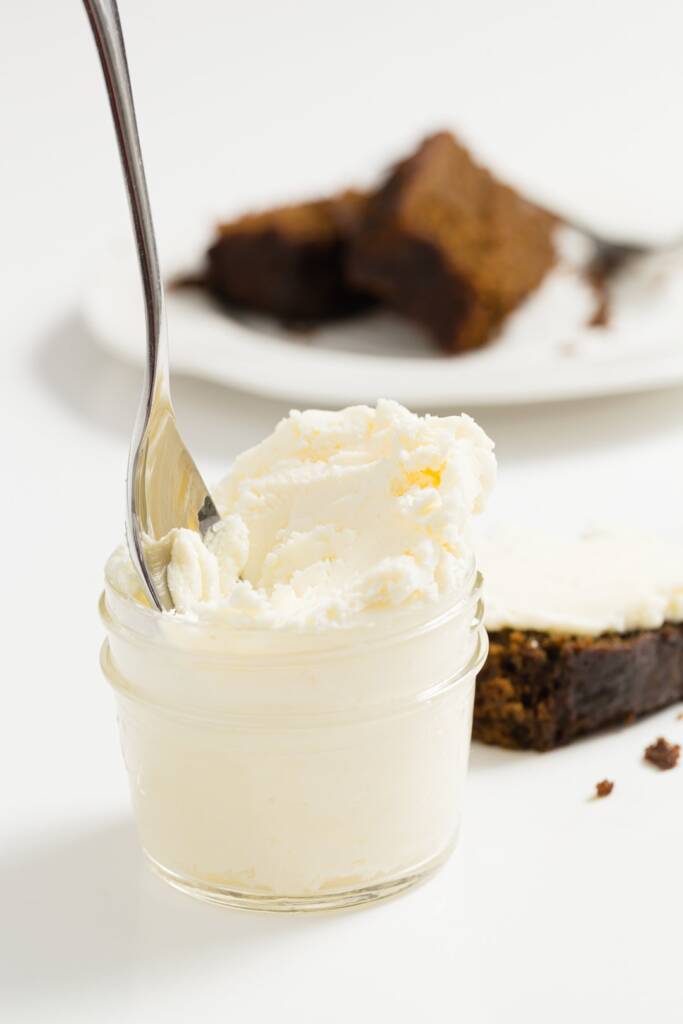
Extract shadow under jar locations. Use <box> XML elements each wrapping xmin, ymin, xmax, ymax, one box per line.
<box><xmin>100</xmin><ymin>561</ymin><xmax>486</xmax><ymax>912</ymax></box>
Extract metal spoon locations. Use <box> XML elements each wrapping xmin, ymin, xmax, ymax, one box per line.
<box><xmin>83</xmin><ymin>0</ymin><xmax>220</xmax><ymax>611</ymax></box>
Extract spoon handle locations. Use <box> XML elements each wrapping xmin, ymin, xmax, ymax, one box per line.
<box><xmin>82</xmin><ymin>0</ymin><xmax>169</xmax><ymax>411</ymax></box>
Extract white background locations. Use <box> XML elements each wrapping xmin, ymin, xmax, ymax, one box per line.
<box><xmin>3</xmin><ymin>1</ymin><xmax>683</xmax><ymax>1021</ymax></box>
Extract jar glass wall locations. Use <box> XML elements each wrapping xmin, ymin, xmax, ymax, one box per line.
<box><xmin>100</xmin><ymin>563</ymin><xmax>486</xmax><ymax>912</ymax></box>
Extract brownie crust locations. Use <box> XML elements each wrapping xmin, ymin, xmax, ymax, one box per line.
<box><xmin>205</xmin><ymin>190</ymin><xmax>373</xmax><ymax>323</ymax></box>
<box><xmin>474</xmin><ymin>624</ymin><xmax>683</xmax><ymax>752</ymax></box>
<box><xmin>347</xmin><ymin>132</ymin><xmax>558</xmax><ymax>352</ymax></box>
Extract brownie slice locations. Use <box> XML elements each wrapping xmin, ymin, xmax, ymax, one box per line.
<box><xmin>347</xmin><ymin>132</ymin><xmax>558</xmax><ymax>352</ymax></box>
<box><xmin>204</xmin><ymin>190</ymin><xmax>374</xmax><ymax>323</ymax></box>
<box><xmin>474</xmin><ymin>625</ymin><xmax>683</xmax><ymax>752</ymax></box>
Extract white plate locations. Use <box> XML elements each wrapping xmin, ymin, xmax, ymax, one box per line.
<box><xmin>81</xmin><ymin>227</ymin><xmax>683</xmax><ymax>408</ymax></box>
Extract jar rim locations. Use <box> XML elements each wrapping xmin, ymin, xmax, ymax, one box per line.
<box><xmin>101</xmin><ymin>555</ymin><xmax>481</xmax><ymax>661</ymax></box>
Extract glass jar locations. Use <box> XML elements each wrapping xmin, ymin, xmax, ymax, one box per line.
<box><xmin>100</xmin><ymin>560</ymin><xmax>486</xmax><ymax>912</ymax></box>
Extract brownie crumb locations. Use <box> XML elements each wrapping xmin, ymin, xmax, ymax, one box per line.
<box><xmin>644</xmin><ymin>737</ymin><xmax>681</xmax><ymax>771</ymax></box>
<box><xmin>676</xmin><ymin>712</ymin><xmax>683</xmax><ymax>721</ymax></box>
<box><xmin>595</xmin><ymin>779</ymin><xmax>614</xmax><ymax>798</ymax></box>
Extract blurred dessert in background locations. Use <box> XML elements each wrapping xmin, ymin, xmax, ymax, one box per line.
<box><xmin>474</xmin><ymin>528</ymin><xmax>683</xmax><ymax>751</ymax></box>
<box><xmin>203</xmin><ymin>189</ymin><xmax>374</xmax><ymax>324</ymax></box>
<box><xmin>187</xmin><ymin>129</ymin><xmax>611</xmax><ymax>352</ymax></box>
<box><xmin>347</xmin><ymin>132</ymin><xmax>558</xmax><ymax>352</ymax></box>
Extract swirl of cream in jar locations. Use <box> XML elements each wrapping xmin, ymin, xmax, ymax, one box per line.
<box><xmin>108</xmin><ymin>399</ymin><xmax>495</xmax><ymax>628</ymax></box>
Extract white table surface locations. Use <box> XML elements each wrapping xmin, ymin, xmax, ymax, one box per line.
<box><xmin>3</xmin><ymin>1</ymin><xmax>683</xmax><ymax>1021</ymax></box>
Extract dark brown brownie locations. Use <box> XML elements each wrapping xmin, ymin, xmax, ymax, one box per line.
<box><xmin>595</xmin><ymin>779</ymin><xmax>614</xmax><ymax>798</ymax></box>
<box><xmin>474</xmin><ymin>625</ymin><xmax>683</xmax><ymax>752</ymax></box>
<box><xmin>203</xmin><ymin>190</ymin><xmax>374</xmax><ymax>323</ymax></box>
<box><xmin>347</xmin><ymin>132</ymin><xmax>558</xmax><ymax>352</ymax></box>
<box><xmin>644</xmin><ymin>737</ymin><xmax>680</xmax><ymax>770</ymax></box>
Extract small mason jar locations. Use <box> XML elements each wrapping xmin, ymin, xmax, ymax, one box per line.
<box><xmin>100</xmin><ymin>558</ymin><xmax>486</xmax><ymax>912</ymax></box>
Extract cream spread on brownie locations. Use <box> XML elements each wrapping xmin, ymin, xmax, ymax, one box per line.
<box><xmin>480</xmin><ymin>527</ymin><xmax>683</xmax><ymax>636</ymax></box>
